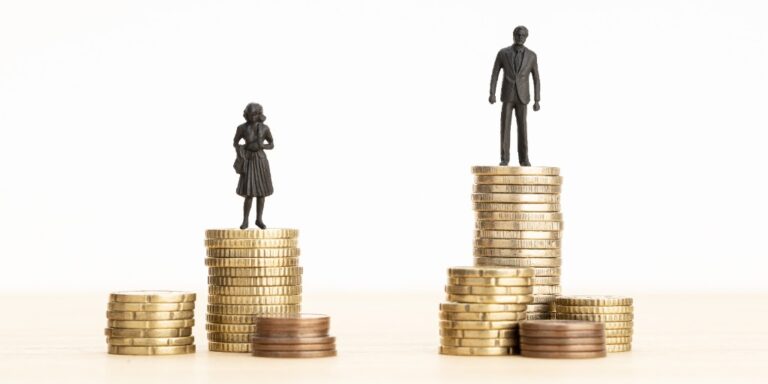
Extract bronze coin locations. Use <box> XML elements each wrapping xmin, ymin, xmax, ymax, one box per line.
<box><xmin>255</xmin><ymin>329</ymin><xmax>329</xmax><ymax>338</ymax></box>
<box><xmin>521</xmin><ymin>350</ymin><xmax>607</xmax><ymax>359</ymax></box>
<box><xmin>255</xmin><ymin>313</ymin><xmax>329</xmax><ymax>326</ymax></box>
<box><xmin>251</xmin><ymin>343</ymin><xmax>336</xmax><ymax>352</ymax></box>
<box><xmin>251</xmin><ymin>336</ymin><xmax>335</xmax><ymax>345</ymax></box>
<box><xmin>520</xmin><ymin>320</ymin><xmax>604</xmax><ymax>332</ymax></box>
<box><xmin>252</xmin><ymin>349</ymin><xmax>337</xmax><ymax>358</ymax></box>
<box><xmin>519</xmin><ymin>329</ymin><xmax>605</xmax><ymax>338</ymax></box>
<box><xmin>520</xmin><ymin>336</ymin><xmax>605</xmax><ymax>345</ymax></box>
<box><xmin>521</xmin><ymin>343</ymin><xmax>605</xmax><ymax>352</ymax></box>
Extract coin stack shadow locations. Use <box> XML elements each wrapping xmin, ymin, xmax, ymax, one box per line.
<box><xmin>520</xmin><ymin>320</ymin><xmax>607</xmax><ymax>359</ymax></box>
<box><xmin>251</xmin><ymin>314</ymin><xmax>337</xmax><ymax>358</ymax></box>
<box><xmin>471</xmin><ymin>166</ymin><xmax>563</xmax><ymax>320</ymax></box>
<box><xmin>554</xmin><ymin>295</ymin><xmax>634</xmax><ymax>352</ymax></box>
<box><xmin>105</xmin><ymin>290</ymin><xmax>197</xmax><ymax>356</ymax></box>
<box><xmin>439</xmin><ymin>266</ymin><xmax>534</xmax><ymax>356</ymax></box>
<box><xmin>204</xmin><ymin>228</ymin><xmax>303</xmax><ymax>353</ymax></box>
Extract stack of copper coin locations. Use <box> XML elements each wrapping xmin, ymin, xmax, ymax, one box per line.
<box><xmin>519</xmin><ymin>320</ymin><xmax>606</xmax><ymax>359</ymax></box>
<box><xmin>251</xmin><ymin>314</ymin><xmax>337</xmax><ymax>358</ymax></box>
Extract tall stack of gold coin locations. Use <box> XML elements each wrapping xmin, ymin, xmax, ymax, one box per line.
<box><xmin>472</xmin><ymin>166</ymin><xmax>563</xmax><ymax>320</ymax></box>
<box><xmin>554</xmin><ymin>295</ymin><xmax>634</xmax><ymax>352</ymax></box>
<box><xmin>439</xmin><ymin>266</ymin><xmax>533</xmax><ymax>356</ymax></box>
<box><xmin>105</xmin><ymin>290</ymin><xmax>196</xmax><ymax>355</ymax></box>
<box><xmin>204</xmin><ymin>228</ymin><xmax>302</xmax><ymax>353</ymax></box>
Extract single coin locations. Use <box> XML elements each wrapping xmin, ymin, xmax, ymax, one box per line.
<box><xmin>207</xmin><ymin>332</ymin><xmax>252</xmax><ymax>343</ymax></box>
<box><xmin>208</xmin><ymin>285</ymin><xmax>302</xmax><ymax>296</ymax></box>
<box><xmin>607</xmin><ymin>343</ymin><xmax>632</xmax><ymax>352</ymax></box>
<box><xmin>476</xmin><ymin>220</ymin><xmax>563</xmax><ymax>231</ymax></box>
<box><xmin>474</xmin><ymin>248</ymin><xmax>561</xmax><ymax>258</ymax></box>
<box><xmin>108</xmin><ymin>345</ymin><xmax>196</xmax><ymax>355</ymax></box>
<box><xmin>207</xmin><ymin>248</ymin><xmax>300</xmax><ymax>258</ymax></box>
<box><xmin>255</xmin><ymin>329</ymin><xmax>329</xmax><ymax>338</ymax></box>
<box><xmin>449</xmin><ymin>276</ymin><xmax>533</xmax><ymax>286</ymax></box>
<box><xmin>605</xmin><ymin>328</ymin><xmax>634</xmax><ymax>337</ymax></box>
<box><xmin>447</xmin><ymin>294</ymin><xmax>533</xmax><ymax>304</ymax></box>
<box><xmin>205</xmin><ymin>228</ymin><xmax>299</xmax><ymax>239</ymax></box>
<box><xmin>475</xmin><ymin>257</ymin><xmax>562</xmax><ymax>267</ymax></box>
<box><xmin>255</xmin><ymin>313</ymin><xmax>330</xmax><ymax>326</ymax></box>
<box><xmin>475</xmin><ymin>211</ymin><xmax>563</xmax><ymax>221</ymax></box>
<box><xmin>474</xmin><ymin>175</ymin><xmax>563</xmax><ymax>185</ymax></box>
<box><xmin>525</xmin><ymin>312</ymin><xmax>552</xmax><ymax>320</ymax></box>
<box><xmin>251</xmin><ymin>343</ymin><xmax>335</xmax><ymax>352</ymax></box>
<box><xmin>448</xmin><ymin>266</ymin><xmax>534</xmax><ymax>278</ymax></box>
<box><xmin>440</xmin><ymin>311</ymin><xmax>528</xmax><ymax>321</ymax></box>
<box><xmin>208</xmin><ymin>267</ymin><xmax>303</xmax><ymax>277</ymax></box>
<box><xmin>108</xmin><ymin>302</ymin><xmax>195</xmax><ymax>312</ymax></box>
<box><xmin>205</xmin><ymin>257</ymin><xmax>299</xmax><ymax>268</ymax></box>
<box><xmin>445</xmin><ymin>285</ymin><xmax>533</xmax><ymax>295</ymax></box>
<box><xmin>439</xmin><ymin>329</ymin><xmax>517</xmax><ymax>339</ymax></box>
<box><xmin>205</xmin><ymin>323</ymin><xmax>257</xmax><ymax>333</ymax></box>
<box><xmin>208</xmin><ymin>295</ymin><xmax>302</xmax><ymax>305</ymax></box>
<box><xmin>252</xmin><ymin>350</ymin><xmax>337</xmax><ymax>358</ymax></box>
<box><xmin>475</xmin><ymin>238</ymin><xmax>561</xmax><ymax>249</ymax></box>
<box><xmin>208</xmin><ymin>303</ymin><xmax>303</xmax><ymax>315</ymax></box>
<box><xmin>531</xmin><ymin>294</ymin><xmax>558</xmax><ymax>304</ymax></box>
<box><xmin>107</xmin><ymin>336</ymin><xmax>194</xmax><ymax>347</ymax></box>
<box><xmin>531</xmin><ymin>267</ymin><xmax>562</xmax><ymax>276</ymax></box>
<box><xmin>207</xmin><ymin>276</ymin><xmax>301</xmax><ymax>286</ymax></box>
<box><xmin>105</xmin><ymin>327</ymin><xmax>192</xmax><ymax>338</ymax></box>
<box><xmin>106</xmin><ymin>310</ymin><xmax>194</xmax><ymax>321</ymax></box>
<box><xmin>472</xmin><ymin>193</ymin><xmax>560</xmax><ymax>203</ymax></box>
<box><xmin>107</xmin><ymin>319</ymin><xmax>195</xmax><ymax>329</ymax></box>
<box><xmin>474</xmin><ymin>184</ymin><xmax>562</xmax><ymax>194</ymax></box>
<box><xmin>555</xmin><ymin>313</ymin><xmax>634</xmax><ymax>322</ymax></box>
<box><xmin>521</xmin><ymin>343</ymin><xmax>605</xmax><ymax>352</ymax></box>
<box><xmin>519</xmin><ymin>329</ymin><xmax>604</xmax><ymax>338</ymax></box>
<box><xmin>520</xmin><ymin>320</ymin><xmax>605</xmax><ymax>332</ymax></box>
<box><xmin>208</xmin><ymin>341</ymin><xmax>251</xmax><ymax>353</ymax></box>
<box><xmin>251</xmin><ymin>336</ymin><xmax>336</xmax><ymax>345</ymax></box>
<box><xmin>471</xmin><ymin>166</ymin><xmax>560</xmax><ymax>176</ymax></box>
<box><xmin>519</xmin><ymin>336</ymin><xmax>604</xmax><ymax>345</ymax></box>
<box><xmin>521</xmin><ymin>350</ymin><xmax>606</xmax><ymax>359</ymax></box>
<box><xmin>603</xmin><ymin>321</ymin><xmax>634</xmax><ymax>330</ymax></box>
<box><xmin>531</xmin><ymin>276</ymin><xmax>561</xmax><ymax>285</ymax></box>
<box><xmin>473</xmin><ymin>203</ymin><xmax>561</xmax><ymax>212</ymax></box>
<box><xmin>555</xmin><ymin>295</ymin><xmax>633</xmax><ymax>307</ymax></box>
<box><xmin>526</xmin><ymin>304</ymin><xmax>553</xmax><ymax>313</ymax></box>
<box><xmin>555</xmin><ymin>305</ymin><xmax>633</xmax><ymax>314</ymax></box>
<box><xmin>440</xmin><ymin>337</ymin><xmax>515</xmax><ymax>347</ymax></box>
<box><xmin>439</xmin><ymin>346</ymin><xmax>510</xmax><ymax>356</ymax></box>
<box><xmin>205</xmin><ymin>238</ymin><xmax>298</xmax><ymax>249</ymax></box>
<box><xmin>206</xmin><ymin>309</ymin><xmax>301</xmax><ymax>323</ymax></box>
<box><xmin>475</xmin><ymin>230</ymin><xmax>561</xmax><ymax>239</ymax></box>
<box><xmin>439</xmin><ymin>320</ymin><xmax>520</xmax><ymax>330</ymax></box>
<box><xmin>606</xmin><ymin>336</ymin><xmax>633</xmax><ymax>344</ymax></box>
<box><xmin>109</xmin><ymin>291</ymin><xmax>196</xmax><ymax>303</ymax></box>
<box><xmin>532</xmin><ymin>285</ymin><xmax>562</xmax><ymax>295</ymax></box>
<box><xmin>439</xmin><ymin>303</ymin><xmax>527</xmax><ymax>313</ymax></box>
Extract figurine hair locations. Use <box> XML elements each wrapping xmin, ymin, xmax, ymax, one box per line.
<box><xmin>513</xmin><ymin>26</ymin><xmax>529</xmax><ymax>36</ymax></box>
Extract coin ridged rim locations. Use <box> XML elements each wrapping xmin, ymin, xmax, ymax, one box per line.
<box><xmin>105</xmin><ymin>327</ymin><xmax>193</xmax><ymax>338</ymax></box>
<box><xmin>109</xmin><ymin>291</ymin><xmax>196</xmax><ymax>303</ymax></box>
<box><xmin>532</xmin><ymin>286</ymin><xmax>562</xmax><ymax>295</ymax></box>
<box><xmin>555</xmin><ymin>296</ymin><xmax>633</xmax><ymax>307</ymax></box>
<box><xmin>531</xmin><ymin>267</ymin><xmax>562</xmax><ymax>276</ymax></box>
<box><xmin>474</xmin><ymin>248</ymin><xmax>561</xmax><ymax>258</ymax></box>
<box><xmin>555</xmin><ymin>305</ymin><xmax>634</xmax><ymax>314</ymax></box>
<box><xmin>208</xmin><ymin>267</ymin><xmax>303</xmax><ymax>277</ymax></box>
<box><xmin>207</xmin><ymin>332</ymin><xmax>253</xmax><ymax>343</ymax></box>
<box><xmin>474</xmin><ymin>175</ymin><xmax>563</xmax><ymax>185</ymax></box>
<box><xmin>520</xmin><ymin>320</ymin><xmax>605</xmax><ymax>331</ymax></box>
<box><xmin>107</xmin><ymin>302</ymin><xmax>196</xmax><ymax>312</ymax></box>
<box><xmin>208</xmin><ymin>285</ymin><xmax>302</xmax><ymax>296</ymax></box>
<box><xmin>473</xmin><ymin>203</ymin><xmax>561</xmax><ymax>212</ymax></box>
<box><xmin>531</xmin><ymin>294</ymin><xmax>558</xmax><ymax>304</ymax></box>
<box><xmin>208</xmin><ymin>341</ymin><xmax>251</xmax><ymax>353</ymax></box>
<box><xmin>605</xmin><ymin>328</ymin><xmax>634</xmax><ymax>337</ymax></box>
<box><xmin>602</xmin><ymin>321</ymin><xmax>634</xmax><ymax>330</ymax></box>
<box><xmin>448</xmin><ymin>276</ymin><xmax>533</xmax><ymax>287</ymax></box>
<box><xmin>606</xmin><ymin>336</ymin><xmax>633</xmax><ymax>344</ymax></box>
<box><xmin>205</xmin><ymin>228</ymin><xmax>299</xmax><ymax>239</ymax></box>
<box><xmin>208</xmin><ymin>303</ymin><xmax>303</xmax><ymax>314</ymax></box>
<box><xmin>446</xmin><ymin>294</ymin><xmax>533</xmax><ymax>304</ymax></box>
<box><xmin>208</xmin><ymin>295</ymin><xmax>302</xmax><ymax>305</ymax></box>
<box><xmin>475</xmin><ymin>211</ymin><xmax>563</xmax><ymax>221</ymax></box>
<box><xmin>439</xmin><ymin>303</ymin><xmax>527</xmax><ymax>313</ymax></box>
<box><xmin>472</xmin><ymin>193</ymin><xmax>560</xmax><ymax>203</ymax></box>
<box><xmin>439</xmin><ymin>346</ymin><xmax>510</xmax><ymax>356</ymax></box>
<box><xmin>475</xmin><ymin>257</ymin><xmax>562</xmax><ymax>267</ymax></box>
<box><xmin>207</xmin><ymin>248</ymin><xmax>301</xmax><ymax>258</ymax></box>
<box><xmin>207</xmin><ymin>276</ymin><xmax>302</xmax><ymax>286</ymax></box>
<box><xmin>474</xmin><ymin>238</ymin><xmax>561</xmax><ymax>249</ymax></box>
<box><xmin>475</xmin><ymin>230</ymin><xmax>562</xmax><ymax>239</ymax></box>
<box><xmin>439</xmin><ymin>328</ymin><xmax>517</xmax><ymax>338</ymax></box>
<box><xmin>445</xmin><ymin>285</ymin><xmax>533</xmax><ymax>295</ymax></box>
<box><xmin>555</xmin><ymin>313</ymin><xmax>634</xmax><ymax>322</ymax></box>
<box><xmin>439</xmin><ymin>320</ymin><xmax>521</xmax><ymax>330</ymax></box>
<box><xmin>106</xmin><ymin>310</ymin><xmax>195</xmax><ymax>321</ymax></box>
<box><xmin>525</xmin><ymin>312</ymin><xmax>552</xmax><ymax>320</ymax></box>
<box><xmin>525</xmin><ymin>304</ymin><xmax>553</xmax><ymax>313</ymax></box>
<box><xmin>251</xmin><ymin>349</ymin><xmax>337</xmax><ymax>358</ymax></box>
<box><xmin>108</xmin><ymin>345</ymin><xmax>196</xmax><ymax>355</ymax></box>
<box><xmin>448</xmin><ymin>266</ymin><xmax>534</xmax><ymax>278</ymax></box>
<box><xmin>440</xmin><ymin>337</ymin><xmax>516</xmax><ymax>347</ymax></box>
<box><xmin>206</xmin><ymin>323</ymin><xmax>258</xmax><ymax>333</ymax></box>
<box><xmin>471</xmin><ymin>166</ymin><xmax>560</xmax><ymax>175</ymax></box>
<box><xmin>476</xmin><ymin>220</ymin><xmax>563</xmax><ymax>231</ymax></box>
<box><xmin>107</xmin><ymin>319</ymin><xmax>195</xmax><ymax>329</ymax></box>
<box><xmin>207</xmin><ymin>311</ymin><xmax>301</xmax><ymax>324</ymax></box>
<box><xmin>530</xmin><ymin>276</ymin><xmax>561</xmax><ymax>285</ymax></box>
<box><xmin>474</xmin><ymin>184</ymin><xmax>562</xmax><ymax>194</ymax></box>
<box><xmin>606</xmin><ymin>343</ymin><xmax>632</xmax><ymax>352</ymax></box>
<box><xmin>205</xmin><ymin>257</ymin><xmax>299</xmax><ymax>268</ymax></box>
<box><xmin>107</xmin><ymin>336</ymin><xmax>195</xmax><ymax>346</ymax></box>
<box><xmin>204</xmin><ymin>239</ymin><xmax>299</xmax><ymax>249</ymax></box>
<box><xmin>440</xmin><ymin>311</ymin><xmax>528</xmax><ymax>321</ymax></box>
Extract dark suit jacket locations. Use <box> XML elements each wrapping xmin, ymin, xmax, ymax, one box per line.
<box><xmin>490</xmin><ymin>46</ymin><xmax>540</xmax><ymax>104</ymax></box>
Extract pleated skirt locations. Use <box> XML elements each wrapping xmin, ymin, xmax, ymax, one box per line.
<box><xmin>236</xmin><ymin>149</ymin><xmax>274</xmax><ymax>197</ymax></box>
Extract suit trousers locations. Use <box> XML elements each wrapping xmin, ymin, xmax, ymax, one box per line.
<box><xmin>500</xmin><ymin>101</ymin><xmax>529</xmax><ymax>165</ymax></box>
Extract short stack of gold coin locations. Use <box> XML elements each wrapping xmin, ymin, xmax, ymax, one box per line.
<box><xmin>554</xmin><ymin>295</ymin><xmax>634</xmax><ymax>352</ymax></box>
<box><xmin>472</xmin><ymin>166</ymin><xmax>563</xmax><ymax>320</ymax></box>
<box><xmin>439</xmin><ymin>266</ymin><xmax>533</xmax><ymax>356</ymax></box>
<box><xmin>105</xmin><ymin>290</ymin><xmax>196</xmax><ymax>355</ymax></box>
<box><xmin>204</xmin><ymin>228</ymin><xmax>302</xmax><ymax>353</ymax></box>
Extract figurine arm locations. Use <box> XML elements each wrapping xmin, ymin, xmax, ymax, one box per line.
<box><xmin>532</xmin><ymin>56</ymin><xmax>541</xmax><ymax>103</ymax></box>
<box><xmin>262</xmin><ymin>127</ymin><xmax>274</xmax><ymax>150</ymax></box>
<box><xmin>233</xmin><ymin>126</ymin><xmax>244</xmax><ymax>149</ymax></box>
<box><xmin>489</xmin><ymin>52</ymin><xmax>502</xmax><ymax>103</ymax></box>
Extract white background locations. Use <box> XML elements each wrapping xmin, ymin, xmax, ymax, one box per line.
<box><xmin>1</xmin><ymin>0</ymin><xmax>766</xmax><ymax>294</ymax></box>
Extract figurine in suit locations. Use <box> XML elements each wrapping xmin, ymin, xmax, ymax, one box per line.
<box><xmin>233</xmin><ymin>103</ymin><xmax>274</xmax><ymax>230</ymax></box>
<box><xmin>489</xmin><ymin>26</ymin><xmax>541</xmax><ymax>166</ymax></box>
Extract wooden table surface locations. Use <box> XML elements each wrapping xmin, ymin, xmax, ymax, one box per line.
<box><xmin>1</xmin><ymin>292</ymin><xmax>766</xmax><ymax>383</ymax></box>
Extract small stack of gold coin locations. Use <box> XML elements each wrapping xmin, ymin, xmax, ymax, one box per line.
<box><xmin>105</xmin><ymin>290</ymin><xmax>196</xmax><ymax>355</ymax></box>
<box><xmin>520</xmin><ymin>320</ymin><xmax>606</xmax><ymax>359</ymax></box>
<box><xmin>471</xmin><ymin>166</ymin><xmax>563</xmax><ymax>320</ymax></box>
<box><xmin>554</xmin><ymin>295</ymin><xmax>634</xmax><ymax>352</ymax></box>
<box><xmin>251</xmin><ymin>314</ymin><xmax>336</xmax><ymax>358</ymax></box>
<box><xmin>205</xmin><ymin>228</ymin><xmax>302</xmax><ymax>353</ymax></box>
<box><xmin>439</xmin><ymin>266</ymin><xmax>533</xmax><ymax>356</ymax></box>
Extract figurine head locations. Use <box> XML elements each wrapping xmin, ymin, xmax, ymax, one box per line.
<box><xmin>513</xmin><ymin>26</ymin><xmax>528</xmax><ymax>46</ymax></box>
<box><xmin>243</xmin><ymin>103</ymin><xmax>265</xmax><ymax>123</ymax></box>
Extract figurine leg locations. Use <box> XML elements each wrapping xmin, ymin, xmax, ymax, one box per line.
<box><xmin>240</xmin><ymin>197</ymin><xmax>253</xmax><ymax>230</ymax></box>
<box><xmin>500</xmin><ymin>102</ymin><xmax>513</xmax><ymax>166</ymax></box>
<box><xmin>515</xmin><ymin>104</ymin><xmax>531</xmax><ymax>166</ymax></box>
<box><xmin>255</xmin><ymin>197</ymin><xmax>266</xmax><ymax>229</ymax></box>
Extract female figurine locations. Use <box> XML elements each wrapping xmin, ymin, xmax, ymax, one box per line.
<box><xmin>233</xmin><ymin>103</ymin><xmax>274</xmax><ymax>229</ymax></box>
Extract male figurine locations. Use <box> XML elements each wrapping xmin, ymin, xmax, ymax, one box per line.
<box><xmin>489</xmin><ymin>25</ymin><xmax>541</xmax><ymax>166</ymax></box>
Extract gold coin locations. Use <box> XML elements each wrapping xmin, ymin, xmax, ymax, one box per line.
<box><xmin>448</xmin><ymin>276</ymin><xmax>532</xmax><ymax>287</ymax></box>
<box><xmin>206</xmin><ymin>311</ymin><xmax>300</xmax><ymax>324</ymax></box>
<box><xmin>109</xmin><ymin>291</ymin><xmax>196</xmax><ymax>303</ymax></box>
<box><xmin>208</xmin><ymin>285</ymin><xmax>302</xmax><ymax>296</ymax></box>
<box><xmin>531</xmin><ymin>276</ymin><xmax>561</xmax><ymax>285</ymax></box>
<box><xmin>475</xmin><ymin>238</ymin><xmax>560</xmax><ymax>249</ymax></box>
<box><xmin>472</xmin><ymin>193</ymin><xmax>560</xmax><ymax>203</ymax></box>
<box><xmin>603</xmin><ymin>321</ymin><xmax>633</xmax><ymax>330</ymax></box>
<box><xmin>474</xmin><ymin>175</ymin><xmax>563</xmax><ymax>185</ymax></box>
<box><xmin>555</xmin><ymin>295</ymin><xmax>633</xmax><ymax>307</ymax></box>
<box><xmin>605</xmin><ymin>328</ymin><xmax>633</xmax><ymax>337</ymax></box>
<box><xmin>475</xmin><ymin>211</ymin><xmax>563</xmax><ymax>221</ymax></box>
<box><xmin>555</xmin><ymin>313</ymin><xmax>634</xmax><ymax>322</ymax></box>
<box><xmin>474</xmin><ymin>248</ymin><xmax>561</xmax><ymax>258</ymax></box>
<box><xmin>208</xmin><ymin>341</ymin><xmax>251</xmax><ymax>353</ymax></box>
<box><xmin>107</xmin><ymin>336</ymin><xmax>194</xmax><ymax>346</ymax></box>
<box><xmin>439</xmin><ymin>346</ymin><xmax>510</xmax><ymax>356</ymax></box>
<box><xmin>532</xmin><ymin>285</ymin><xmax>561</xmax><ymax>295</ymax></box>
<box><xmin>107</xmin><ymin>319</ymin><xmax>195</xmax><ymax>329</ymax></box>
<box><xmin>208</xmin><ymin>295</ymin><xmax>302</xmax><ymax>305</ymax></box>
<box><xmin>475</xmin><ymin>230</ymin><xmax>561</xmax><ymax>239</ymax></box>
<box><xmin>475</xmin><ymin>257</ymin><xmax>562</xmax><ymax>267</ymax></box>
<box><xmin>439</xmin><ymin>303</ymin><xmax>527</xmax><ymax>313</ymax></box>
<box><xmin>106</xmin><ymin>310</ymin><xmax>194</xmax><ymax>321</ymax></box>
<box><xmin>525</xmin><ymin>312</ymin><xmax>552</xmax><ymax>320</ymax></box>
<box><xmin>606</xmin><ymin>336</ymin><xmax>633</xmax><ymax>344</ymax></box>
<box><xmin>205</xmin><ymin>257</ymin><xmax>299</xmax><ymax>268</ymax></box>
<box><xmin>440</xmin><ymin>311</ymin><xmax>527</xmax><ymax>321</ymax></box>
<box><xmin>439</xmin><ymin>320</ymin><xmax>520</xmax><ymax>330</ymax></box>
<box><xmin>531</xmin><ymin>267</ymin><xmax>562</xmax><ymax>276</ymax></box>
<box><xmin>208</xmin><ymin>267</ymin><xmax>303</xmax><ymax>277</ymax></box>
<box><xmin>448</xmin><ymin>266</ymin><xmax>534</xmax><ymax>278</ymax></box>
<box><xmin>205</xmin><ymin>323</ymin><xmax>257</xmax><ymax>333</ymax></box>
<box><xmin>439</xmin><ymin>329</ymin><xmax>517</xmax><ymax>338</ymax></box>
<box><xmin>108</xmin><ymin>345</ymin><xmax>195</xmax><ymax>355</ymax></box>
<box><xmin>207</xmin><ymin>332</ymin><xmax>253</xmax><ymax>343</ymax></box>
<box><xmin>476</xmin><ymin>220</ymin><xmax>563</xmax><ymax>231</ymax></box>
<box><xmin>207</xmin><ymin>276</ymin><xmax>301</xmax><ymax>286</ymax></box>
<box><xmin>607</xmin><ymin>343</ymin><xmax>632</xmax><ymax>352</ymax></box>
<box><xmin>205</xmin><ymin>228</ymin><xmax>299</xmax><ymax>239</ymax></box>
<box><xmin>555</xmin><ymin>305</ymin><xmax>633</xmax><ymax>314</ymax></box>
<box><xmin>207</xmin><ymin>248</ymin><xmax>300</xmax><ymax>258</ymax></box>
<box><xmin>473</xmin><ymin>203</ymin><xmax>561</xmax><ymax>212</ymax></box>
<box><xmin>474</xmin><ymin>184</ymin><xmax>562</xmax><ymax>194</ymax></box>
<box><xmin>207</xmin><ymin>304</ymin><xmax>301</xmax><ymax>315</ymax></box>
<box><xmin>204</xmin><ymin>238</ymin><xmax>298</xmax><ymax>249</ymax></box>
<box><xmin>526</xmin><ymin>303</ymin><xmax>553</xmax><ymax>312</ymax></box>
<box><xmin>446</xmin><ymin>294</ymin><xmax>533</xmax><ymax>304</ymax></box>
<box><xmin>107</xmin><ymin>302</ymin><xmax>195</xmax><ymax>312</ymax></box>
<box><xmin>440</xmin><ymin>337</ymin><xmax>515</xmax><ymax>347</ymax></box>
<box><xmin>445</xmin><ymin>285</ymin><xmax>533</xmax><ymax>295</ymax></box>
<box><xmin>531</xmin><ymin>294</ymin><xmax>558</xmax><ymax>304</ymax></box>
<box><xmin>104</xmin><ymin>327</ymin><xmax>193</xmax><ymax>338</ymax></box>
<box><xmin>471</xmin><ymin>166</ymin><xmax>560</xmax><ymax>176</ymax></box>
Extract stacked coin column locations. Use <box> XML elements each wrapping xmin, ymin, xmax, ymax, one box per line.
<box><xmin>204</xmin><ymin>228</ymin><xmax>303</xmax><ymax>353</ymax></box>
<box><xmin>251</xmin><ymin>314</ymin><xmax>337</xmax><ymax>358</ymax></box>
<box><xmin>471</xmin><ymin>166</ymin><xmax>563</xmax><ymax>320</ymax></box>
<box><xmin>554</xmin><ymin>295</ymin><xmax>634</xmax><ymax>352</ymax></box>
<box><xmin>439</xmin><ymin>267</ymin><xmax>533</xmax><ymax>356</ymax></box>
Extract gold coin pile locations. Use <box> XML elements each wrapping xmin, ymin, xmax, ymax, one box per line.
<box><xmin>554</xmin><ymin>295</ymin><xmax>634</xmax><ymax>352</ymax></box>
<box><xmin>439</xmin><ymin>266</ymin><xmax>533</xmax><ymax>356</ymax></box>
<box><xmin>471</xmin><ymin>166</ymin><xmax>563</xmax><ymax>319</ymax></box>
<box><xmin>205</xmin><ymin>228</ymin><xmax>302</xmax><ymax>353</ymax></box>
<box><xmin>105</xmin><ymin>290</ymin><xmax>196</xmax><ymax>355</ymax></box>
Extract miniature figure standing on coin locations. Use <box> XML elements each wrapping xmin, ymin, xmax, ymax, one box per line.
<box><xmin>489</xmin><ymin>25</ymin><xmax>541</xmax><ymax>167</ymax></box>
<box><xmin>233</xmin><ymin>103</ymin><xmax>274</xmax><ymax>230</ymax></box>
